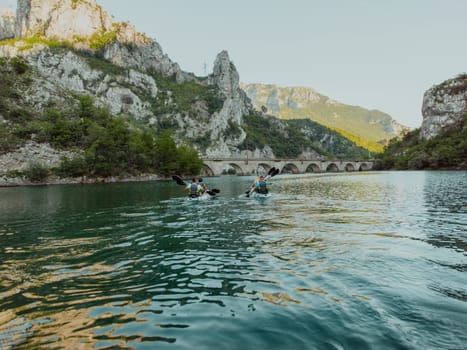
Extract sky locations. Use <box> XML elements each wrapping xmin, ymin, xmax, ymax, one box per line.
<box><xmin>1</xmin><ymin>0</ymin><xmax>466</xmax><ymax>128</ymax></box>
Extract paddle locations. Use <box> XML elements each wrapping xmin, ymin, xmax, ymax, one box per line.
<box><xmin>172</xmin><ymin>175</ymin><xmax>186</xmax><ymax>186</ymax></box>
<box><xmin>245</xmin><ymin>167</ymin><xmax>275</xmax><ymax>195</ymax></box>
<box><xmin>245</xmin><ymin>167</ymin><xmax>279</xmax><ymax>197</ymax></box>
<box><xmin>269</xmin><ymin>168</ymin><xmax>280</xmax><ymax>179</ymax></box>
<box><xmin>267</xmin><ymin>166</ymin><xmax>277</xmax><ymax>177</ymax></box>
<box><xmin>172</xmin><ymin>175</ymin><xmax>220</xmax><ymax>197</ymax></box>
<box><xmin>206</xmin><ymin>189</ymin><xmax>220</xmax><ymax>196</ymax></box>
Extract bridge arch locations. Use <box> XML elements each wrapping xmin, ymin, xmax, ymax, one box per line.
<box><xmin>256</xmin><ymin>163</ymin><xmax>274</xmax><ymax>175</ymax></box>
<box><xmin>326</xmin><ymin>163</ymin><xmax>339</xmax><ymax>172</ymax></box>
<box><xmin>345</xmin><ymin>163</ymin><xmax>355</xmax><ymax>172</ymax></box>
<box><xmin>358</xmin><ymin>163</ymin><xmax>371</xmax><ymax>171</ymax></box>
<box><xmin>282</xmin><ymin>163</ymin><xmax>300</xmax><ymax>174</ymax></box>
<box><xmin>222</xmin><ymin>163</ymin><xmax>245</xmax><ymax>175</ymax></box>
<box><xmin>305</xmin><ymin>163</ymin><xmax>321</xmax><ymax>173</ymax></box>
<box><xmin>202</xmin><ymin>164</ymin><xmax>215</xmax><ymax>177</ymax></box>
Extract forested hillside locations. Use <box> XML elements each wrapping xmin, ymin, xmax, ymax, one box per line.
<box><xmin>242</xmin><ymin>83</ymin><xmax>408</xmax><ymax>153</ymax></box>
<box><xmin>374</xmin><ymin>113</ymin><xmax>466</xmax><ymax>170</ymax></box>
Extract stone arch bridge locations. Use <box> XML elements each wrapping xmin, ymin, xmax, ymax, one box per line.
<box><xmin>202</xmin><ymin>158</ymin><xmax>374</xmax><ymax>176</ymax></box>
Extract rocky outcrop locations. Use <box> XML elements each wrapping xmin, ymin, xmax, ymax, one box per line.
<box><xmin>15</xmin><ymin>0</ymin><xmax>113</xmax><ymax>41</ymax></box>
<box><xmin>421</xmin><ymin>74</ymin><xmax>467</xmax><ymax>139</ymax></box>
<box><xmin>28</xmin><ymin>49</ymin><xmax>158</xmax><ymax>117</ymax></box>
<box><xmin>103</xmin><ymin>38</ymin><xmax>191</xmax><ymax>83</ymax></box>
<box><xmin>0</xmin><ymin>8</ymin><xmax>15</xmax><ymax>40</ymax></box>
<box><xmin>12</xmin><ymin>0</ymin><xmax>191</xmax><ymax>82</ymax></box>
<box><xmin>204</xmin><ymin>51</ymin><xmax>251</xmax><ymax>157</ymax></box>
<box><xmin>210</xmin><ymin>51</ymin><xmax>243</xmax><ymax>101</ymax></box>
<box><xmin>0</xmin><ymin>141</ymin><xmax>76</xmax><ymax>172</ymax></box>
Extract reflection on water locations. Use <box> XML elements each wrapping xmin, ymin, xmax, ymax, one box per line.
<box><xmin>0</xmin><ymin>171</ymin><xmax>466</xmax><ymax>349</ymax></box>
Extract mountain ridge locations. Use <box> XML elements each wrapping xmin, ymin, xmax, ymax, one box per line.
<box><xmin>241</xmin><ymin>83</ymin><xmax>409</xmax><ymax>153</ymax></box>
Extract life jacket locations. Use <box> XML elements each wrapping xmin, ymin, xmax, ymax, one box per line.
<box><xmin>190</xmin><ymin>183</ymin><xmax>199</xmax><ymax>197</ymax></box>
<box><xmin>256</xmin><ymin>180</ymin><xmax>268</xmax><ymax>194</ymax></box>
<box><xmin>198</xmin><ymin>182</ymin><xmax>207</xmax><ymax>193</ymax></box>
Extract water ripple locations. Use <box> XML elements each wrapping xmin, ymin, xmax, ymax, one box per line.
<box><xmin>0</xmin><ymin>172</ymin><xmax>466</xmax><ymax>349</ymax></box>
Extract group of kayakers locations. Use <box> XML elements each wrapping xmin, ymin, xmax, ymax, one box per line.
<box><xmin>185</xmin><ymin>178</ymin><xmax>208</xmax><ymax>198</ymax></box>
<box><xmin>184</xmin><ymin>174</ymin><xmax>272</xmax><ymax>199</ymax></box>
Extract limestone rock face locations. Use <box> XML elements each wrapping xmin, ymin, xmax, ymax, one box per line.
<box><xmin>28</xmin><ymin>49</ymin><xmax>158</xmax><ymax>117</ymax></box>
<box><xmin>0</xmin><ymin>1</ymin><xmax>262</xmax><ymax>163</ymax></box>
<box><xmin>0</xmin><ymin>8</ymin><xmax>15</xmax><ymax>40</ymax></box>
<box><xmin>0</xmin><ymin>141</ymin><xmax>76</xmax><ymax>172</ymax></box>
<box><xmin>210</xmin><ymin>51</ymin><xmax>241</xmax><ymax>98</ymax></box>
<box><xmin>13</xmin><ymin>0</ymin><xmax>190</xmax><ymax>82</ymax></box>
<box><xmin>421</xmin><ymin>75</ymin><xmax>467</xmax><ymax>139</ymax></box>
<box><xmin>204</xmin><ymin>51</ymin><xmax>252</xmax><ymax>157</ymax></box>
<box><xmin>15</xmin><ymin>0</ymin><xmax>114</xmax><ymax>41</ymax></box>
<box><xmin>209</xmin><ymin>50</ymin><xmax>251</xmax><ymax>117</ymax></box>
<box><xmin>103</xmin><ymin>39</ymin><xmax>190</xmax><ymax>83</ymax></box>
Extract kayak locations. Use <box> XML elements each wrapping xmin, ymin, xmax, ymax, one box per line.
<box><xmin>250</xmin><ymin>192</ymin><xmax>271</xmax><ymax>200</ymax></box>
<box><xmin>244</xmin><ymin>167</ymin><xmax>279</xmax><ymax>199</ymax></box>
<box><xmin>187</xmin><ymin>193</ymin><xmax>213</xmax><ymax>201</ymax></box>
<box><xmin>172</xmin><ymin>175</ymin><xmax>220</xmax><ymax>200</ymax></box>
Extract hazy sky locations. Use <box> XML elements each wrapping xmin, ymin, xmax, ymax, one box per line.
<box><xmin>2</xmin><ymin>0</ymin><xmax>466</xmax><ymax>128</ymax></box>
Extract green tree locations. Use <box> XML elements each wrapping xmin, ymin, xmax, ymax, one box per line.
<box><xmin>154</xmin><ymin>131</ymin><xmax>178</xmax><ymax>177</ymax></box>
<box><xmin>376</xmin><ymin>113</ymin><xmax>467</xmax><ymax>170</ymax></box>
<box><xmin>85</xmin><ymin>116</ymin><xmax>131</xmax><ymax>176</ymax></box>
<box><xmin>176</xmin><ymin>144</ymin><xmax>203</xmax><ymax>176</ymax></box>
<box><xmin>127</xmin><ymin>129</ymin><xmax>156</xmax><ymax>173</ymax></box>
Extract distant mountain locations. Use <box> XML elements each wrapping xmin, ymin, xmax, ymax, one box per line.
<box><xmin>241</xmin><ymin>83</ymin><xmax>409</xmax><ymax>152</ymax></box>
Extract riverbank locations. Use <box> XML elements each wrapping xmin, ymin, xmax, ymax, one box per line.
<box><xmin>0</xmin><ymin>174</ymin><xmax>164</xmax><ymax>187</ymax></box>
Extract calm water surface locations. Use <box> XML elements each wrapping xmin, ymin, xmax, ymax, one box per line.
<box><xmin>0</xmin><ymin>171</ymin><xmax>466</xmax><ymax>349</ymax></box>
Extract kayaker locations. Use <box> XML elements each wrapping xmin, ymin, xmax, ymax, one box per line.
<box><xmin>198</xmin><ymin>177</ymin><xmax>207</xmax><ymax>195</ymax></box>
<box><xmin>185</xmin><ymin>178</ymin><xmax>201</xmax><ymax>198</ymax></box>
<box><xmin>254</xmin><ymin>175</ymin><xmax>271</xmax><ymax>194</ymax></box>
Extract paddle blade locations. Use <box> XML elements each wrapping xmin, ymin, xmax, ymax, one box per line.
<box><xmin>172</xmin><ymin>175</ymin><xmax>186</xmax><ymax>186</ymax></box>
<box><xmin>268</xmin><ymin>167</ymin><xmax>276</xmax><ymax>176</ymax></box>
<box><xmin>272</xmin><ymin>168</ymin><xmax>280</xmax><ymax>177</ymax></box>
<box><xmin>206</xmin><ymin>189</ymin><xmax>220</xmax><ymax>196</ymax></box>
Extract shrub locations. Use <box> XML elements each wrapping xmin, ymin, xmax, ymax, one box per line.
<box><xmin>56</xmin><ymin>156</ymin><xmax>88</xmax><ymax>177</ymax></box>
<box><xmin>10</xmin><ymin>57</ymin><xmax>30</xmax><ymax>74</ymax></box>
<box><xmin>24</xmin><ymin>162</ymin><xmax>49</xmax><ymax>183</ymax></box>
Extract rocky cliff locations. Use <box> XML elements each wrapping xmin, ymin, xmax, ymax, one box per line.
<box><xmin>13</xmin><ymin>0</ymin><xmax>191</xmax><ymax>82</ymax></box>
<box><xmin>420</xmin><ymin>74</ymin><xmax>467</xmax><ymax>139</ymax></box>
<box><xmin>0</xmin><ymin>0</ymin><xmax>252</xmax><ymax>158</ymax></box>
<box><xmin>0</xmin><ymin>0</ymin><xmax>381</xmax><ymax>181</ymax></box>
<box><xmin>15</xmin><ymin>0</ymin><xmax>112</xmax><ymax>41</ymax></box>
<box><xmin>0</xmin><ymin>8</ymin><xmax>15</xmax><ymax>40</ymax></box>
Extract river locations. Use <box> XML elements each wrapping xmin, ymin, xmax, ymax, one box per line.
<box><xmin>0</xmin><ymin>171</ymin><xmax>466</xmax><ymax>350</ymax></box>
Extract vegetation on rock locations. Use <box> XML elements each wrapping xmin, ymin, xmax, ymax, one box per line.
<box><xmin>0</xmin><ymin>57</ymin><xmax>203</xmax><ymax>179</ymax></box>
<box><xmin>242</xmin><ymin>84</ymin><xmax>406</xmax><ymax>153</ymax></box>
<box><xmin>374</xmin><ymin>113</ymin><xmax>467</xmax><ymax>170</ymax></box>
<box><xmin>239</xmin><ymin>112</ymin><xmax>371</xmax><ymax>159</ymax></box>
